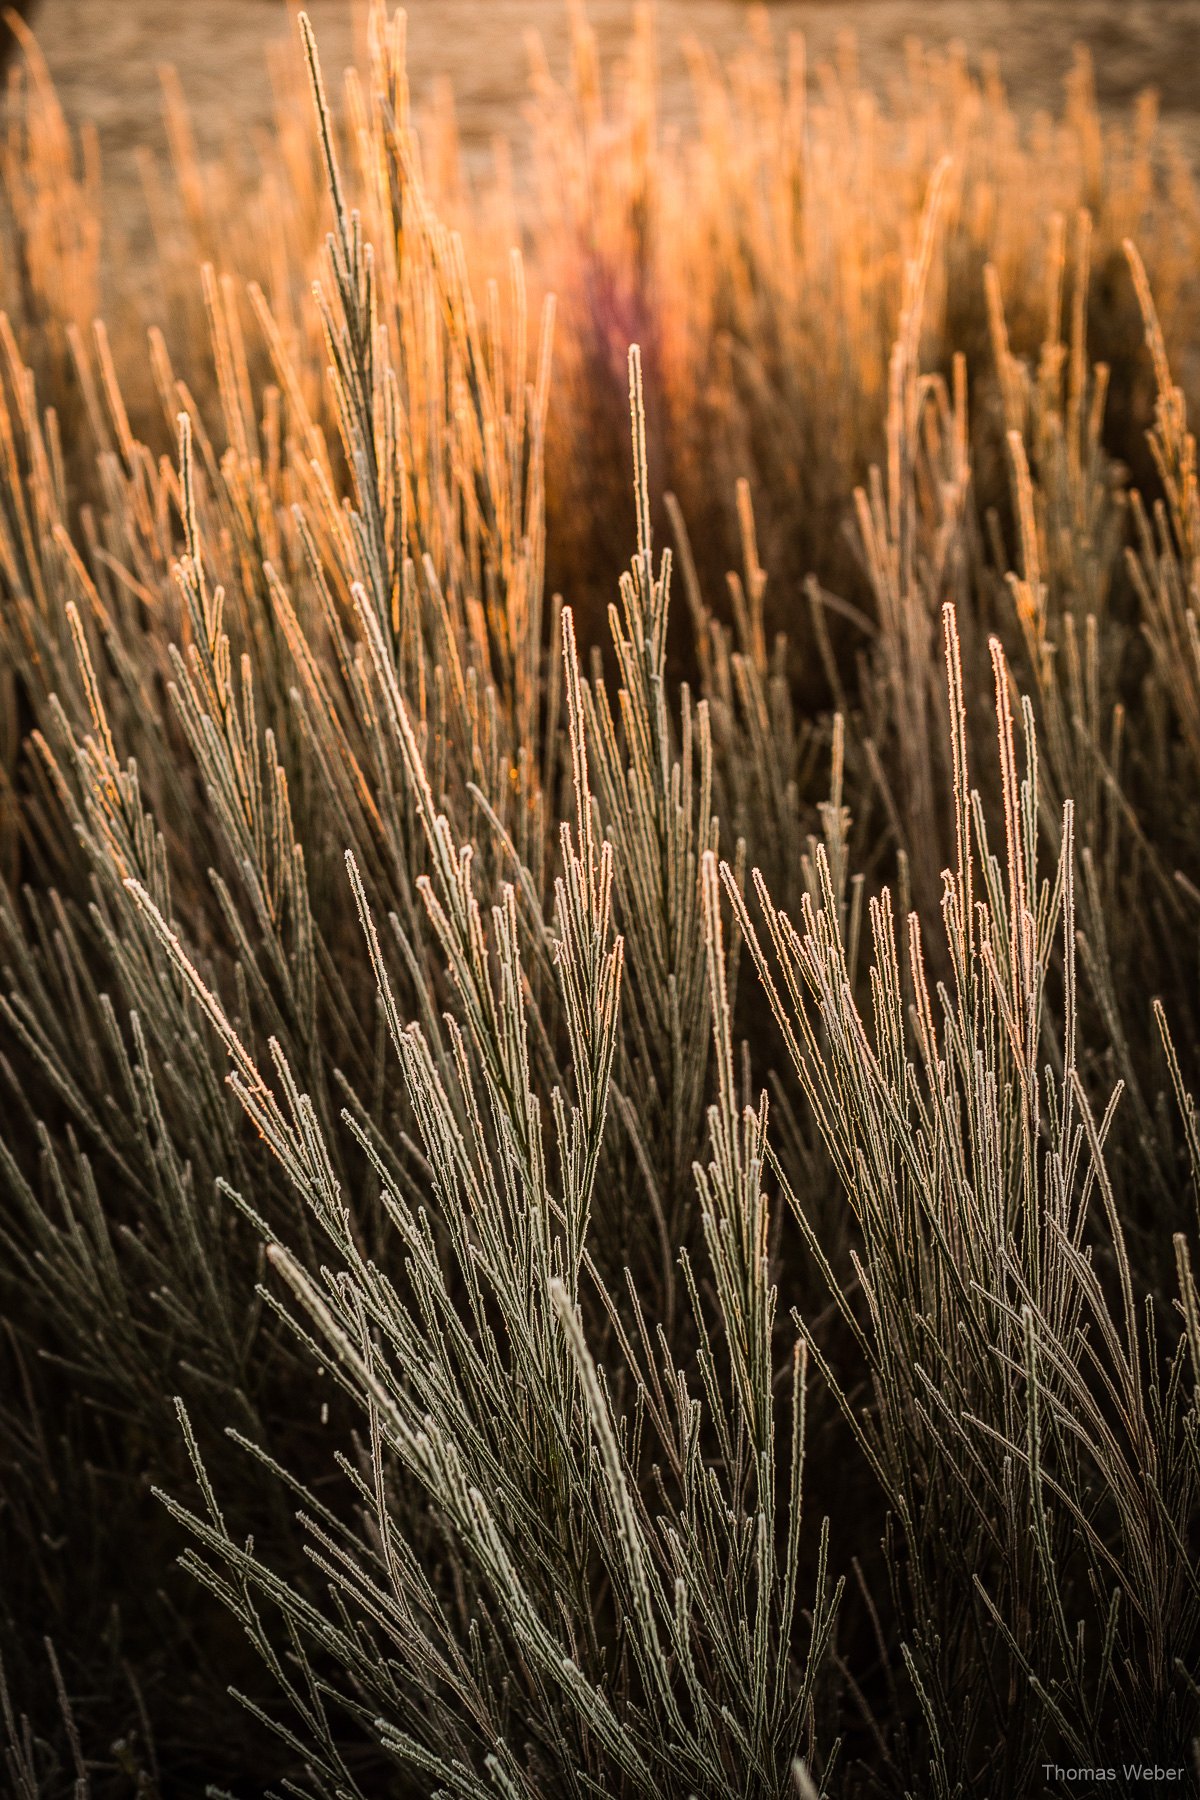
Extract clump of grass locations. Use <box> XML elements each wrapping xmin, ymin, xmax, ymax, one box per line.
<box><xmin>1</xmin><ymin>6</ymin><xmax>1199</xmax><ymax>1796</ymax></box>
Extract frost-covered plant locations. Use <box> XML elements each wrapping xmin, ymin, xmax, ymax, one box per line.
<box><xmin>1</xmin><ymin>8</ymin><xmax>1200</xmax><ymax>1798</ymax></box>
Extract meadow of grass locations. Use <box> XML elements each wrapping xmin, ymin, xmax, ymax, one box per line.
<box><xmin>1</xmin><ymin>5</ymin><xmax>1200</xmax><ymax>1796</ymax></box>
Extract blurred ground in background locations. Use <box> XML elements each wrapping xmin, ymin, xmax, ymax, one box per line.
<box><xmin>28</xmin><ymin>1</ymin><xmax>1200</xmax><ymax>277</ymax></box>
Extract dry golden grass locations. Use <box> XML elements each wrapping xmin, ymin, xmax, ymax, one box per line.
<box><xmin>5</xmin><ymin>6</ymin><xmax>1199</xmax><ymax>636</ymax></box>
<box><xmin>1</xmin><ymin>6</ymin><xmax>1199</xmax><ymax>1794</ymax></box>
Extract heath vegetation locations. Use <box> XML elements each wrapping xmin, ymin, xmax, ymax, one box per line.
<box><xmin>0</xmin><ymin>5</ymin><xmax>1199</xmax><ymax>1796</ymax></box>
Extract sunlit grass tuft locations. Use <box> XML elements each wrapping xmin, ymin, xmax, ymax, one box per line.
<box><xmin>0</xmin><ymin>6</ymin><xmax>1198</xmax><ymax>1796</ymax></box>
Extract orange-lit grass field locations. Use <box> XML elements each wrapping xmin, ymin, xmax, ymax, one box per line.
<box><xmin>1</xmin><ymin>6</ymin><xmax>1199</xmax><ymax>1795</ymax></box>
